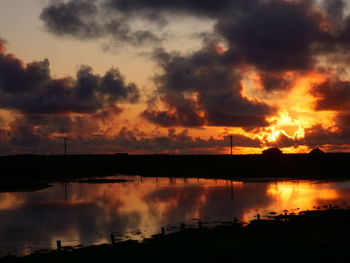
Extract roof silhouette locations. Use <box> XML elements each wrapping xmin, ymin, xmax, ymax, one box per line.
<box><xmin>309</xmin><ymin>148</ymin><xmax>325</xmax><ymax>155</ymax></box>
<box><xmin>262</xmin><ymin>147</ymin><xmax>283</xmax><ymax>156</ymax></box>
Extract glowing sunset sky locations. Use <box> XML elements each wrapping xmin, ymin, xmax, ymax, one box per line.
<box><xmin>1</xmin><ymin>0</ymin><xmax>350</xmax><ymax>155</ymax></box>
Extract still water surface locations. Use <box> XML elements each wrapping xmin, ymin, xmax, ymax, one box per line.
<box><xmin>1</xmin><ymin>176</ymin><xmax>350</xmax><ymax>256</ymax></box>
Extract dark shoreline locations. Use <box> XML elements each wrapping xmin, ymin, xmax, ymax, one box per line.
<box><xmin>0</xmin><ymin>153</ymin><xmax>349</xmax><ymax>192</ymax></box>
<box><xmin>2</xmin><ymin>208</ymin><xmax>350</xmax><ymax>262</ymax></box>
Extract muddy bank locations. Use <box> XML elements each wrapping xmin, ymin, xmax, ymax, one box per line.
<box><xmin>2</xmin><ymin>208</ymin><xmax>350</xmax><ymax>262</ymax></box>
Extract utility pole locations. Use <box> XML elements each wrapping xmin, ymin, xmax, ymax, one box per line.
<box><xmin>63</xmin><ymin>137</ymin><xmax>67</xmax><ymax>156</ymax></box>
<box><xmin>230</xmin><ymin>135</ymin><xmax>233</xmax><ymax>155</ymax></box>
<box><xmin>64</xmin><ymin>183</ymin><xmax>68</xmax><ymax>201</ymax></box>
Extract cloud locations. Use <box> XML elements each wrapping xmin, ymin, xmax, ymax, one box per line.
<box><xmin>39</xmin><ymin>0</ymin><xmax>350</xmax><ymax>72</ymax></box>
<box><xmin>259</xmin><ymin>72</ymin><xmax>295</xmax><ymax>92</ymax></box>
<box><xmin>21</xmin><ymin>0</ymin><xmax>350</xmax><ymax>153</ymax></box>
<box><xmin>0</xmin><ymin>39</ymin><xmax>142</xmax><ymax>154</ymax></box>
<box><xmin>40</xmin><ymin>0</ymin><xmax>161</xmax><ymax>47</ymax></box>
<box><xmin>40</xmin><ymin>0</ymin><xmax>102</xmax><ymax>39</ymax></box>
<box><xmin>301</xmin><ymin>124</ymin><xmax>344</xmax><ymax>147</ymax></box>
<box><xmin>216</xmin><ymin>0</ymin><xmax>328</xmax><ymax>72</ymax></box>
<box><xmin>0</xmin><ymin>125</ymin><xmax>261</xmax><ymax>155</ymax></box>
<box><xmin>0</xmin><ymin>42</ymin><xmax>139</xmax><ymax>115</ymax></box>
<box><xmin>131</xmin><ymin>0</ymin><xmax>350</xmax><ymax>132</ymax></box>
<box><xmin>141</xmin><ymin>94</ymin><xmax>205</xmax><ymax>127</ymax></box>
<box><xmin>266</xmin><ymin>133</ymin><xmax>298</xmax><ymax>148</ymax></box>
<box><xmin>311</xmin><ymin>78</ymin><xmax>350</xmax><ymax>111</ymax></box>
<box><xmin>40</xmin><ymin>0</ymin><xmax>350</xmax><ymax>119</ymax></box>
<box><xmin>142</xmin><ymin>46</ymin><xmax>275</xmax><ymax>128</ymax></box>
<box><xmin>104</xmin><ymin>0</ymin><xmax>253</xmax><ymax>18</ymax></box>
<box><xmin>103</xmin><ymin>128</ymin><xmax>262</xmax><ymax>154</ymax></box>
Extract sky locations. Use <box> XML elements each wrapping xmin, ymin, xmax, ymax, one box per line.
<box><xmin>1</xmin><ymin>0</ymin><xmax>350</xmax><ymax>155</ymax></box>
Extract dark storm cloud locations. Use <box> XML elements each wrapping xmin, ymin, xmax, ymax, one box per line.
<box><xmin>216</xmin><ymin>0</ymin><xmax>327</xmax><ymax>72</ymax></box>
<box><xmin>302</xmin><ymin>74</ymin><xmax>350</xmax><ymax>147</ymax></box>
<box><xmin>40</xmin><ymin>0</ymin><xmax>102</xmax><ymax>39</ymax></box>
<box><xmin>40</xmin><ymin>0</ymin><xmax>161</xmax><ymax>46</ymax></box>
<box><xmin>291</xmin><ymin>113</ymin><xmax>350</xmax><ymax>148</ymax></box>
<box><xmin>11</xmin><ymin>115</ymin><xmax>74</xmax><ymax>135</ymax></box>
<box><xmin>336</xmin><ymin>114</ymin><xmax>350</xmax><ymax>127</ymax></box>
<box><xmin>0</xmin><ymin>56</ymin><xmax>50</xmax><ymax>93</ymax></box>
<box><xmin>40</xmin><ymin>0</ymin><xmax>333</xmax><ymax>70</ymax></box>
<box><xmin>0</xmin><ymin>42</ymin><xmax>140</xmax><ymax>115</ymax></box>
<box><xmin>266</xmin><ymin>133</ymin><xmax>298</xmax><ymax>148</ymax></box>
<box><xmin>311</xmin><ymin>78</ymin><xmax>350</xmax><ymax>111</ymax></box>
<box><xmin>40</xmin><ymin>0</ymin><xmax>350</xmax><ymax>125</ymax></box>
<box><xmin>9</xmin><ymin>126</ymin><xmax>47</xmax><ymax>149</ymax></box>
<box><xmin>267</xmin><ymin>122</ymin><xmax>350</xmax><ymax>149</ymax></box>
<box><xmin>323</xmin><ymin>0</ymin><xmax>345</xmax><ymax>23</ymax></box>
<box><xmin>41</xmin><ymin>0</ymin><xmax>257</xmax><ymax>35</ymax></box>
<box><xmin>40</xmin><ymin>0</ymin><xmax>350</xmax><ymax>72</ymax></box>
<box><xmin>301</xmin><ymin>124</ymin><xmax>348</xmax><ymax>147</ymax></box>
<box><xmin>259</xmin><ymin>72</ymin><xmax>294</xmax><ymax>92</ymax></box>
<box><xmin>142</xmin><ymin>46</ymin><xmax>274</xmax><ymax>128</ymax></box>
<box><xmin>105</xmin><ymin>0</ymin><xmax>256</xmax><ymax>18</ymax></box>
<box><xmin>100</xmin><ymin>68</ymin><xmax>140</xmax><ymax>104</ymax></box>
<box><xmin>142</xmin><ymin>94</ymin><xmax>205</xmax><ymax>127</ymax></box>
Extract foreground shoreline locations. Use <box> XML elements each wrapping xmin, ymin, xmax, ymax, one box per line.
<box><xmin>2</xmin><ymin>208</ymin><xmax>350</xmax><ymax>262</ymax></box>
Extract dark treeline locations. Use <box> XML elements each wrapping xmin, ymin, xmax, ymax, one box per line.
<box><xmin>0</xmin><ymin>153</ymin><xmax>349</xmax><ymax>191</ymax></box>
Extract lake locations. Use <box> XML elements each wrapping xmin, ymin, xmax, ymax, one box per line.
<box><xmin>1</xmin><ymin>176</ymin><xmax>349</xmax><ymax>256</ymax></box>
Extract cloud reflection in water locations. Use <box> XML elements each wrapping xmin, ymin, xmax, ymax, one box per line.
<box><xmin>0</xmin><ymin>177</ymin><xmax>347</xmax><ymax>256</ymax></box>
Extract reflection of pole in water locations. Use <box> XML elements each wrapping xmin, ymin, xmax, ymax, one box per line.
<box><xmin>63</xmin><ymin>137</ymin><xmax>68</xmax><ymax>155</ymax></box>
<box><xmin>169</xmin><ymin>177</ymin><xmax>176</xmax><ymax>184</ymax></box>
<box><xmin>64</xmin><ymin>183</ymin><xmax>68</xmax><ymax>201</ymax></box>
<box><xmin>230</xmin><ymin>180</ymin><xmax>234</xmax><ymax>201</ymax></box>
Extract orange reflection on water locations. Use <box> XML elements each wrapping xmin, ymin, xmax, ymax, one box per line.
<box><xmin>61</xmin><ymin>179</ymin><xmax>341</xmax><ymax>228</ymax></box>
<box><xmin>241</xmin><ymin>181</ymin><xmax>340</xmax><ymax>222</ymax></box>
<box><xmin>267</xmin><ymin>181</ymin><xmax>339</xmax><ymax>207</ymax></box>
<box><xmin>0</xmin><ymin>193</ymin><xmax>24</xmax><ymax>210</ymax></box>
<box><xmin>2</xmin><ymin>177</ymin><xmax>350</xmax><ymax>257</ymax></box>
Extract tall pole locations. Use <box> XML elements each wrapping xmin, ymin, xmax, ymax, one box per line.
<box><xmin>230</xmin><ymin>180</ymin><xmax>234</xmax><ymax>201</ymax></box>
<box><xmin>230</xmin><ymin>135</ymin><xmax>233</xmax><ymax>155</ymax></box>
<box><xmin>64</xmin><ymin>183</ymin><xmax>68</xmax><ymax>201</ymax></box>
<box><xmin>64</xmin><ymin>137</ymin><xmax>67</xmax><ymax>156</ymax></box>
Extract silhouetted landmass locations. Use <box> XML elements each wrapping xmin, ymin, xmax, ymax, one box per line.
<box><xmin>3</xmin><ymin>208</ymin><xmax>350</xmax><ymax>262</ymax></box>
<box><xmin>0</xmin><ymin>182</ymin><xmax>52</xmax><ymax>193</ymax></box>
<box><xmin>0</xmin><ymin>153</ymin><xmax>350</xmax><ymax>191</ymax></box>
